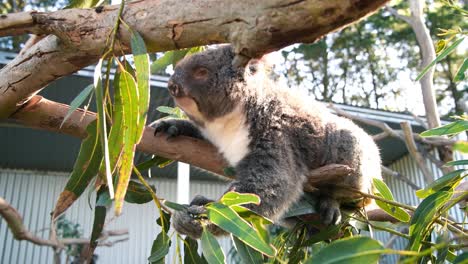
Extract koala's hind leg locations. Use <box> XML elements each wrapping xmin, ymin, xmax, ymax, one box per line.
<box><xmin>318</xmin><ymin>196</ymin><xmax>341</xmax><ymax>226</ymax></box>
<box><xmin>151</xmin><ymin>119</ymin><xmax>204</xmax><ymax>139</ymax></box>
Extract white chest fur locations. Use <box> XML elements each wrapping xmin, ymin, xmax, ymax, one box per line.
<box><xmin>200</xmin><ymin>106</ymin><xmax>251</xmax><ymax>166</ymax></box>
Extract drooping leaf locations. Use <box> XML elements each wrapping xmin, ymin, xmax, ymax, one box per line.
<box><xmin>207</xmin><ymin>203</ymin><xmax>276</xmax><ymax>256</ymax></box>
<box><xmin>99</xmin><ymin>68</ymin><xmax>126</xmax><ymax>181</ymax></box>
<box><xmin>156</xmin><ymin>106</ymin><xmax>187</xmax><ymax>119</ymax></box>
<box><xmin>416</xmin><ymin>38</ymin><xmax>465</xmax><ymax>81</ymax></box>
<box><xmin>231</xmin><ymin>205</ymin><xmax>272</xmax><ymax>242</ymax></box>
<box><xmin>444</xmin><ymin>160</ymin><xmax>468</xmax><ymax>167</ymax></box>
<box><xmin>416</xmin><ymin>169</ymin><xmax>465</xmax><ymax>198</ymax></box>
<box><xmin>130</xmin><ymin>30</ymin><xmax>150</xmax><ymax>143</ymax></box>
<box><xmin>373</xmin><ymin>178</ymin><xmax>410</xmax><ymax>222</ymax></box>
<box><xmin>52</xmin><ymin>121</ymin><xmax>102</xmax><ymax>219</ymax></box>
<box><xmin>407</xmin><ymin>190</ymin><xmax>453</xmax><ymax>252</ymax></box>
<box><xmin>148</xmin><ymin>231</ymin><xmax>171</xmax><ymax>263</ymax></box>
<box><xmin>454</xmin><ymin>141</ymin><xmax>468</xmax><ymax>153</ymax></box>
<box><xmin>305</xmin><ymin>236</ymin><xmax>384</xmax><ymax>264</ymax></box>
<box><xmin>453</xmin><ymin>252</ymin><xmax>468</xmax><ymax>264</ymax></box>
<box><xmin>163</xmin><ymin>200</ymin><xmax>188</xmax><ymax>211</ymax></box>
<box><xmin>124</xmin><ymin>180</ymin><xmax>155</xmax><ymax>204</ymax></box>
<box><xmin>60</xmin><ymin>84</ymin><xmax>94</xmax><ymax>127</ymax></box>
<box><xmin>201</xmin><ymin>227</ymin><xmax>226</xmax><ymax>264</ymax></box>
<box><xmin>233</xmin><ymin>236</ymin><xmax>264</xmax><ymax>264</ymax></box>
<box><xmin>89</xmin><ymin>186</ymin><xmax>109</xmax><ymax>254</ymax></box>
<box><xmin>94</xmin><ymin>59</ymin><xmax>114</xmax><ymax>199</ymax></box>
<box><xmin>136</xmin><ymin>156</ymin><xmax>174</xmax><ymax>171</ymax></box>
<box><xmin>454</xmin><ymin>58</ymin><xmax>468</xmax><ymax>82</ymax></box>
<box><xmin>282</xmin><ymin>195</ymin><xmax>317</xmax><ymax>218</ymax></box>
<box><xmin>219</xmin><ymin>191</ymin><xmax>260</xmax><ymax>207</ymax></box>
<box><xmin>184</xmin><ymin>236</ymin><xmax>208</xmax><ymax>264</ymax></box>
<box><xmin>303</xmin><ymin>224</ymin><xmax>341</xmax><ymax>246</ymax></box>
<box><xmin>420</xmin><ymin>120</ymin><xmax>468</xmax><ymax>137</ymax></box>
<box><xmin>156</xmin><ymin>210</ymin><xmax>171</xmax><ymax>233</ymax></box>
<box><xmin>114</xmin><ymin>68</ymin><xmax>139</xmax><ymax>215</ymax></box>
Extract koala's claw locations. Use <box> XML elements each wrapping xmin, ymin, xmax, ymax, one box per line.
<box><xmin>319</xmin><ymin>197</ymin><xmax>342</xmax><ymax>226</ymax></box>
<box><xmin>152</xmin><ymin>120</ymin><xmax>180</xmax><ymax>138</ymax></box>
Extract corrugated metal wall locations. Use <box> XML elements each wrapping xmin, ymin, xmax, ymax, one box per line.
<box><xmin>0</xmin><ymin>169</ymin><xmax>231</xmax><ymax>263</ymax></box>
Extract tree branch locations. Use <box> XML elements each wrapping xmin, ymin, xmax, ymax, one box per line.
<box><xmin>0</xmin><ymin>0</ymin><xmax>390</xmax><ymax>119</ymax></box>
<box><xmin>386</xmin><ymin>6</ymin><xmax>413</xmax><ymax>25</ymax></box>
<box><xmin>400</xmin><ymin>121</ymin><xmax>434</xmax><ymax>183</ymax></box>
<box><xmin>0</xmin><ymin>196</ymin><xmax>128</xmax><ymax>248</ymax></box>
<box><xmin>381</xmin><ymin>166</ymin><xmax>421</xmax><ymax>190</ymax></box>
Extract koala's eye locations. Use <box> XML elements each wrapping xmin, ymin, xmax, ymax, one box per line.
<box><xmin>193</xmin><ymin>67</ymin><xmax>209</xmax><ymax>80</ymax></box>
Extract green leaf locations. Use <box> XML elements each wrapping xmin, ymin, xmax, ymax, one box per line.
<box><xmin>454</xmin><ymin>141</ymin><xmax>468</xmax><ymax>153</ymax></box>
<box><xmin>453</xmin><ymin>252</ymin><xmax>468</xmax><ymax>264</ymax></box>
<box><xmin>303</xmin><ymin>224</ymin><xmax>341</xmax><ymax>246</ymax></box>
<box><xmin>100</xmin><ymin>68</ymin><xmax>126</xmax><ymax>181</ymax></box>
<box><xmin>135</xmin><ymin>156</ymin><xmax>173</xmax><ymax>171</ymax></box>
<box><xmin>407</xmin><ymin>190</ymin><xmax>453</xmax><ymax>252</ymax></box>
<box><xmin>420</xmin><ymin>120</ymin><xmax>468</xmax><ymax>137</ymax></box>
<box><xmin>206</xmin><ymin>203</ymin><xmax>276</xmax><ymax>257</ymax></box>
<box><xmin>114</xmin><ymin>67</ymin><xmax>139</xmax><ymax>215</ymax></box>
<box><xmin>233</xmin><ymin>236</ymin><xmax>264</xmax><ymax>264</ymax></box>
<box><xmin>444</xmin><ymin>160</ymin><xmax>468</xmax><ymax>167</ymax></box>
<box><xmin>89</xmin><ymin>186</ymin><xmax>108</xmax><ymax>250</ymax></box>
<box><xmin>163</xmin><ymin>200</ymin><xmax>188</xmax><ymax>211</ymax></box>
<box><xmin>156</xmin><ymin>106</ymin><xmax>187</xmax><ymax>119</ymax></box>
<box><xmin>60</xmin><ymin>84</ymin><xmax>94</xmax><ymax>128</ymax></box>
<box><xmin>148</xmin><ymin>231</ymin><xmax>171</xmax><ymax>263</ymax></box>
<box><xmin>373</xmin><ymin>178</ymin><xmax>410</xmax><ymax>222</ymax></box>
<box><xmin>156</xmin><ymin>210</ymin><xmax>171</xmax><ymax>233</ymax></box>
<box><xmin>219</xmin><ymin>191</ymin><xmax>260</xmax><ymax>207</ymax></box>
<box><xmin>52</xmin><ymin>121</ymin><xmax>102</xmax><ymax>219</ymax></box>
<box><xmin>130</xmin><ymin>30</ymin><xmax>150</xmax><ymax>143</ymax></box>
<box><xmin>201</xmin><ymin>227</ymin><xmax>226</xmax><ymax>264</ymax></box>
<box><xmin>453</xmin><ymin>58</ymin><xmax>467</xmax><ymax>82</ymax></box>
<box><xmin>416</xmin><ymin>169</ymin><xmax>465</xmax><ymax>198</ymax></box>
<box><xmin>282</xmin><ymin>194</ymin><xmax>317</xmax><ymax>218</ymax></box>
<box><xmin>305</xmin><ymin>236</ymin><xmax>384</xmax><ymax>264</ymax></box>
<box><xmin>416</xmin><ymin>38</ymin><xmax>465</xmax><ymax>81</ymax></box>
<box><xmin>66</xmin><ymin>0</ymin><xmax>103</xmax><ymax>8</ymax></box>
<box><xmin>231</xmin><ymin>205</ymin><xmax>272</xmax><ymax>243</ymax></box>
<box><xmin>94</xmin><ymin>59</ymin><xmax>114</xmax><ymax>199</ymax></box>
<box><xmin>124</xmin><ymin>180</ymin><xmax>155</xmax><ymax>204</ymax></box>
<box><xmin>184</xmin><ymin>236</ymin><xmax>208</xmax><ymax>264</ymax></box>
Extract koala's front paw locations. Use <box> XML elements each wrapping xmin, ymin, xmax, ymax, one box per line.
<box><xmin>318</xmin><ymin>197</ymin><xmax>342</xmax><ymax>226</ymax></box>
<box><xmin>172</xmin><ymin>204</ymin><xmax>207</xmax><ymax>239</ymax></box>
<box><xmin>151</xmin><ymin>120</ymin><xmax>181</xmax><ymax>138</ymax></box>
<box><xmin>172</xmin><ymin>195</ymin><xmax>227</xmax><ymax>239</ymax></box>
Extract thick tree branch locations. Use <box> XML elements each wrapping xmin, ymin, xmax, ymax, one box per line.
<box><xmin>0</xmin><ymin>0</ymin><xmax>390</xmax><ymax>119</ymax></box>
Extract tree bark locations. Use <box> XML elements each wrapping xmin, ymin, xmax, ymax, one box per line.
<box><xmin>0</xmin><ymin>0</ymin><xmax>390</xmax><ymax>119</ymax></box>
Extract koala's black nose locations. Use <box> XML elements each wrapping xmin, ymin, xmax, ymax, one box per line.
<box><xmin>167</xmin><ymin>80</ymin><xmax>182</xmax><ymax>97</ymax></box>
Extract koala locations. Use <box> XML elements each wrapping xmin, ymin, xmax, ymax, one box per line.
<box><xmin>152</xmin><ymin>45</ymin><xmax>382</xmax><ymax>239</ymax></box>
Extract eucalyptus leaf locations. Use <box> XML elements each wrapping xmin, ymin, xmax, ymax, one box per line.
<box><xmin>416</xmin><ymin>38</ymin><xmax>465</xmax><ymax>81</ymax></box>
<box><xmin>52</xmin><ymin>121</ymin><xmax>102</xmax><ymax>219</ymax></box>
<box><xmin>373</xmin><ymin>179</ymin><xmax>410</xmax><ymax>222</ymax></box>
<box><xmin>416</xmin><ymin>169</ymin><xmax>465</xmax><ymax>198</ymax></box>
<box><xmin>454</xmin><ymin>58</ymin><xmax>467</xmax><ymax>82</ymax></box>
<box><xmin>124</xmin><ymin>180</ymin><xmax>155</xmax><ymax>204</ymax></box>
<box><xmin>233</xmin><ymin>236</ymin><xmax>264</xmax><ymax>264</ymax></box>
<box><xmin>407</xmin><ymin>190</ymin><xmax>453</xmax><ymax>252</ymax></box>
<box><xmin>184</xmin><ymin>236</ymin><xmax>207</xmax><ymax>264</ymax></box>
<box><xmin>454</xmin><ymin>141</ymin><xmax>468</xmax><ymax>153</ymax></box>
<box><xmin>420</xmin><ymin>120</ymin><xmax>468</xmax><ymax>137</ymax></box>
<box><xmin>163</xmin><ymin>200</ymin><xmax>188</xmax><ymax>211</ymax></box>
<box><xmin>444</xmin><ymin>159</ymin><xmax>468</xmax><ymax>167</ymax></box>
<box><xmin>305</xmin><ymin>236</ymin><xmax>384</xmax><ymax>264</ymax></box>
<box><xmin>201</xmin><ymin>228</ymin><xmax>226</xmax><ymax>264</ymax></box>
<box><xmin>207</xmin><ymin>203</ymin><xmax>276</xmax><ymax>256</ymax></box>
<box><xmin>60</xmin><ymin>84</ymin><xmax>94</xmax><ymax>127</ymax></box>
<box><xmin>219</xmin><ymin>191</ymin><xmax>260</xmax><ymax>207</ymax></box>
<box><xmin>148</xmin><ymin>232</ymin><xmax>171</xmax><ymax>263</ymax></box>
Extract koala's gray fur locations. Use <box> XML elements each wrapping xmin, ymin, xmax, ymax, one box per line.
<box><xmin>152</xmin><ymin>45</ymin><xmax>382</xmax><ymax>239</ymax></box>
